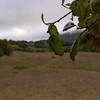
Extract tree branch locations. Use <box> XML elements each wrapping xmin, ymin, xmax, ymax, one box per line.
<box><xmin>80</xmin><ymin>17</ymin><xmax>100</xmax><ymax>36</ymax></box>
<box><xmin>87</xmin><ymin>17</ymin><xmax>100</xmax><ymax>30</ymax></box>
<box><xmin>41</xmin><ymin>11</ymin><xmax>72</xmax><ymax>26</ymax></box>
<box><xmin>53</xmin><ymin>11</ymin><xmax>72</xmax><ymax>24</ymax></box>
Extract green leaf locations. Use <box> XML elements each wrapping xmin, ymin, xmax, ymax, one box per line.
<box><xmin>47</xmin><ymin>24</ymin><xmax>59</xmax><ymax>36</ymax></box>
<box><xmin>86</xmin><ymin>14</ymin><xmax>100</xmax><ymax>36</ymax></box>
<box><xmin>70</xmin><ymin>0</ymin><xmax>91</xmax><ymax>28</ymax></box>
<box><xmin>90</xmin><ymin>0</ymin><xmax>100</xmax><ymax>14</ymax></box>
<box><xmin>80</xmin><ymin>32</ymin><xmax>91</xmax><ymax>44</ymax></box>
<box><xmin>49</xmin><ymin>35</ymin><xmax>64</xmax><ymax>56</ymax></box>
<box><xmin>70</xmin><ymin>37</ymin><xmax>80</xmax><ymax>61</ymax></box>
<box><xmin>62</xmin><ymin>0</ymin><xmax>65</xmax><ymax>5</ymax></box>
<box><xmin>47</xmin><ymin>24</ymin><xmax>64</xmax><ymax>56</ymax></box>
<box><xmin>63</xmin><ymin>22</ymin><xmax>76</xmax><ymax>32</ymax></box>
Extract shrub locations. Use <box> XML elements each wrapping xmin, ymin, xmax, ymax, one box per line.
<box><xmin>0</xmin><ymin>47</ymin><xmax>4</xmax><ymax>57</ymax></box>
<box><xmin>0</xmin><ymin>39</ymin><xmax>13</xmax><ymax>57</ymax></box>
<box><xmin>4</xmin><ymin>45</ymin><xmax>13</xmax><ymax>56</ymax></box>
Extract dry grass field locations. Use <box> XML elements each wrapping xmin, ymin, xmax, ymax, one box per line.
<box><xmin>0</xmin><ymin>51</ymin><xmax>100</xmax><ymax>100</ymax></box>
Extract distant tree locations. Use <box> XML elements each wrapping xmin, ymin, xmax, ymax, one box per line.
<box><xmin>9</xmin><ymin>40</ymin><xmax>16</xmax><ymax>45</ymax></box>
<box><xmin>0</xmin><ymin>39</ymin><xmax>13</xmax><ymax>57</ymax></box>
<box><xmin>34</xmin><ymin>40</ymin><xmax>49</xmax><ymax>48</ymax></box>
<box><xmin>16</xmin><ymin>41</ymin><xmax>28</xmax><ymax>49</ymax></box>
<box><xmin>0</xmin><ymin>47</ymin><xmax>4</xmax><ymax>57</ymax></box>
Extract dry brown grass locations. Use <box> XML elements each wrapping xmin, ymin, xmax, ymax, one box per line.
<box><xmin>0</xmin><ymin>52</ymin><xmax>100</xmax><ymax>100</ymax></box>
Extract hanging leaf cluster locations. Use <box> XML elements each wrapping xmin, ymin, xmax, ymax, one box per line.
<box><xmin>41</xmin><ymin>0</ymin><xmax>100</xmax><ymax>61</ymax></box>
<box><xmin>47</xmin><ymin>24</ymin><xmax>64</xmax><ymax>56</ymax></box>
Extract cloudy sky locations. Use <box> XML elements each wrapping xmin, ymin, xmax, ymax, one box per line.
<box><xmin>0</xmin><ymin>0</ymin><xmax>74</xmax><ymax>41</ymax></box>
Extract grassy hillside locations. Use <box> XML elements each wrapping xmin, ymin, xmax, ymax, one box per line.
<box><xmin>0</xmin><ymin>52</ymin><xmax>100</xmax><ymax>100</ymax></box>
<box><xmin>0</xmin><ymin>51</ymin><xmax>100</xmax><ymax>72</ymax></box>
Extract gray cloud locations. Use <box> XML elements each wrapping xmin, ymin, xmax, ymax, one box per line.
<box><xmin>0</xmin><ymin>0</ymin><xmax>74</xmax><ymax>41</ymax></box>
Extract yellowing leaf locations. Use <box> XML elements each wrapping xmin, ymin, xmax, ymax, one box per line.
<box><xmin>47</xmin><ymin>24</ymin><xmax>59</xmax><ymax>36</ymax></box>
<box><xmin>49</xmin><ymin>35</ymin><xmax>64</xmax><ymax>56</ymax></box>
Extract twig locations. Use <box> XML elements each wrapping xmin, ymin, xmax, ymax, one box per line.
<box><xmin>53</xmin><ymin>11</ymin><xmax>72</xmax><ymax>24</ymax></box>
<box><xmin>62</xmin><ymin>4</ymin><xmax>69</xmax><ymax>9</ymax></box>
<box><xmin>87</xmin><ymin>17</ymin><xmax>100</xmax><ymax>30</ymax></box>
<box><xmin>41</xmin><ymin>13</ymin><xmax>50</xmax><ymax>26</ymax></box>
<box><xmin>79</xmin><ymin>17</ymin><xmax>100</xmax><ymax>36</ymax></box>
<box><xmin>41</xmin><ymin>11</ymin><xmax>72</xmax><ymax>26</ymax></box>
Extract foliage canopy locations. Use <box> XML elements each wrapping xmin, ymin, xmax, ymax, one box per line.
<box><xmin>41</xmin><ymin>0</ymin><xmax>100</xmax><ymax>61</ymax></box>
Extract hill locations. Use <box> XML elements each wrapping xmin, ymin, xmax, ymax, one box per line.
<box><xmin>60</xmin><ymin>30</ymin><xmax>82</xmax><ymax>45</ymax></box>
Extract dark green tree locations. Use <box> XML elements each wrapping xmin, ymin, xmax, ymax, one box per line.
<box><xmin>0</xmin><ymin>39</ymin><xmax>13</xmax><ymax>57</ymax></box>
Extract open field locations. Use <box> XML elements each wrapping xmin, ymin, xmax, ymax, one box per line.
<box><xmin>0</xmin><ymin>52</ymin><xmax>100</xmax><ymax>100</ymax></box>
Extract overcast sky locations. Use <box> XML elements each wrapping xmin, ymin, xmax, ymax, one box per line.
<box><xmin>0</xmin><ymin>0</ymin><xmax>75</xmax><ymax>41</ymax></box>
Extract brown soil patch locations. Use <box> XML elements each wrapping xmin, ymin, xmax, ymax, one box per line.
<box><xmin>0</xmin><ymin>52</ymin><xmax>100</xmax><ymax>100</ymax></box>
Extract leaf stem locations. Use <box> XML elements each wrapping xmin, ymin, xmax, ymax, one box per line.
<box><xmin>41</xmin><ymin>11</ymin><xmax>72</xmax><ymax>26</ymax></box>
<box><xmin>41</xmin><ymin>13</ymin><xmax>50</xmax><ymax>26</ymax></box>
<box><xmin>61</xmin><ymin>4</ymin><xmax>69</xmax><ymax>9</ymax></box>
<box><xmin>53</xmin><ymin>11</ymin><xmax>72</xmax><ymax>24</ymax></box>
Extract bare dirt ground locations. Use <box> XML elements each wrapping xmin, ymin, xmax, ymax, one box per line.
<box><xmin>0</xmin><ymin>52</ymin><xmax>100</xmax><ymax>100</ymax></box>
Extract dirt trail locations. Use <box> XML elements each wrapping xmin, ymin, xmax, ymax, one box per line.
<box><xmin>0</xmin><ymin>69</ymin><xmax>100</xmax><ymax>100</ymax></box>
<box><xmin>0</xmin><ymin>52</ymin><xmax>100</xmax><ymax>100</ymax></box>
